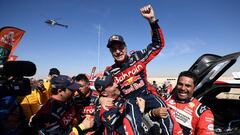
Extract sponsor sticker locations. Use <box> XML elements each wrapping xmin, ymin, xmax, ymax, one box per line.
<box><xmin>208</xmin><ymin>124</ymin><xmax>214</xmax><ymax>131</ymax></box>
<box><xmin>189</xmin><ymin>102</ymin><xmax>195</xmax><ymax>108</ymax></box>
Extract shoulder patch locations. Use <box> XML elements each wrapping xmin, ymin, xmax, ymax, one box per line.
<box><xmin>196</xmin><ymin>104</ymin><xmax>208</xmax><ymax>117</ymax></box>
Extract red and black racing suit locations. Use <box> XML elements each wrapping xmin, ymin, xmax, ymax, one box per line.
<box><xmin>97</xmin><ymin>95</ymin><xmax>126</xmax><ymax>135</ymax></box>
<box><xmin>31</xmin><ymin>97</ymin><xmax>76</xmax><ymax>135</ymax></box>
<box><xmin>73</xmin><ymin>89</ymin><xmax>99</xmax><ymax>135</ymax></box>
<box><xmin>165</xmin><ymin>94</ymin><xmax>215</xmax><ymax>135</ymax></box>
<box><xmin>103</xmin><ymin>20</ymin><xmax>173</xmax><ymax>135</ymax></box>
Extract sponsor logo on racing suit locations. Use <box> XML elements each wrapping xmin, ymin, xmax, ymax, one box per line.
<box><xmin>60</xmin><ymin>107</ymin><xmax>76</xmax><ymax>127</ymax></box>
<box><xmin>121</xmin><ymin>75</ymin><xmax>145</xmax><ymax>95</ymax></box>
<box><xmin>168</xmin><ymin>104</ymin><xmax>193</xmax><ymax>129</ymax></box>
<box><xmin>81</xmin><ymin>105</ymin><xmax>96</xmax><ymax>116</ymax></box>
<box><xmin>114</xmin><ymin>64</ymin><xmax>144</xmax><ymax>84</ymax></box>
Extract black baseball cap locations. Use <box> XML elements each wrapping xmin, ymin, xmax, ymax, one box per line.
<box><xmin>107</xmin><ymin>34</ymin><xmax>125</xmax><ymax>48</ymax></box>
<box><xmin>51</xmin><ymin>75</ymin><xmax>80</xmax><ymax>91</ymax></box>
<box><xmin>67</xmin><ymin>83</ymin><xmax>81</xmax><ymax>91</ymax></box>
<box><xmin>94</xmin><ymin>75</ymin><xmax>113</xmax><ymax>92</ymax></box>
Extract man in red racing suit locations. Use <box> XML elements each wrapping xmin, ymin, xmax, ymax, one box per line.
<box><xmin>102</xmin><ymin>5</ymin><xmax>173</xmax><ymax>135</ymax></box>
<box><xmin>165</xmin><ymin>95</ymin><xmax>214</xmax><ymax>135</ymax></box>
<box><xmin>150</xmin><ymin>71</ymin><xmax>214</xmax><ymax>135</ymax></box>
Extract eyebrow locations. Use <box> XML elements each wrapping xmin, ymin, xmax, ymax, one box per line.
<box><xmin>178</xmin><ymin>82</ymin><xmax>192</xmax><ymax>87</ymax></box>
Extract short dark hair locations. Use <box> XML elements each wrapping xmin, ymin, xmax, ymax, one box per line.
<box><xmin>177</xmin><ymin>71</ymin><xmax>198</xmax><ymax>86</ymax></box>
<box><xmin>75</xmin><ymin>74</ymin><xmax>89</xmax><ymax>83</ymax></box>
<box><xmin>49</xmin><ymin>68</ymin><xmax>60</xmax><ymax>76</ymax></box>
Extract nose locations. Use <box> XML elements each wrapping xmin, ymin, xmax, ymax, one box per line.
<box><xmin>178</xmin><ymin>84</ymin><xmax>186</xmax><ymax>91</ymax></box>
<box><xmin>74</xmin><ymin>91</ymin><xmax>79</xmax><ymax>96</ymax></box>
<box><xmin>115</xmin><ymin>48</ymin><xmax>121</xmax><ymax>53</ymax></box>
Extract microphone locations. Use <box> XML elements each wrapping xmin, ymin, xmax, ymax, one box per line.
<box><xmin>2</xmin><ymin>61</ymin><xmax>37</xmax><ymax>77</ymax></box>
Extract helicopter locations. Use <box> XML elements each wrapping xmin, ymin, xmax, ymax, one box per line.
<box><xmin>45</xmin><ymin>19</ymin><xmax>68</xmax><ymax>28</ymax></box>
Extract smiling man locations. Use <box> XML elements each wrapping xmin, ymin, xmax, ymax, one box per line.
<box><xmin>103</xmin><ymin>4</ymin><xmax>173</xmax><ymax>135</ymax></box>
<box><xmin>151</xmin><ymin>71</ymin><xmax>215</xmax><ymax>135</ymax></box>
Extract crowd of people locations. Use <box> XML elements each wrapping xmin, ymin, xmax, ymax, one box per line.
<box><xmin>0</xmin><ymin>4</ymin><xmax>215</xmax><ymax>135</ymax></box>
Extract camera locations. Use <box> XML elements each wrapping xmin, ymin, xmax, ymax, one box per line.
<box><xmin>0</xmin><ymin>61</ymin><xmax>36</xmax><ymax>98</ymax></box>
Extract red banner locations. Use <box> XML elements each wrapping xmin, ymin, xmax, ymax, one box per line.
<box><xmin>89</xmin><ymin>66</ymin><xmax>96</xmax><ymax>80</ymax></box>
<box><xmin>0</xmin><ymin>26</ymin><xmax>25</xmax><ymax>63</ymax></box>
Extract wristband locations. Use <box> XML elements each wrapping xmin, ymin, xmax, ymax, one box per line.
<box><xmin>71</xmin><ymin>127</ymin><xmax>79</xmax><ymax>135</ymax></box>
<box><xmin>75</xmin><ymin>125</ymin><xmax>83</xmax><ymax>135</ymax></box>
<box><xmin>79</xmin><ymin>123</ymin><xmax>86</xmax><ymax>131</ymax></box>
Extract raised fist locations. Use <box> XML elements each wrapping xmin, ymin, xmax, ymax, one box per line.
<box><xmin>140</xmin><ymin>4</ymin><xmax>156</xmax><ymax>22</ymax></box>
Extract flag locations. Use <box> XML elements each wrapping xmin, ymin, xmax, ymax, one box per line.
<box><xmin>0</xmin><ymin>26</ymin><xmax>25</xmax><ymax>64</ymax></box>
<box><xmin>90</xmin><ymin>66</ymin><xmax>96</xmax><ymax>80</ymax></box>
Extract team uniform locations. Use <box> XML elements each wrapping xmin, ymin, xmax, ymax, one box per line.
<box><xmin>165</xmin><ymin>94</ymin><xmax>215</xmax><ymax>135</ymax></box>
<box><xmin>96</xmin><ymin>96</ymin><xmax>126</xmax><ymax>135</ymax></box>
<box><xmin>31</xmin><ymin>97</ymin><xmax>76</xmax><ymax>135</ymax></box>
<box><xmin>73</xmin><ymin>89</ymin><xmax>99</xmax><ymax>135</ymax></box>
<box><xmin>104</xmin><ymin>20</ymin><xmax>173</xmax><ymax>135</ymax></box>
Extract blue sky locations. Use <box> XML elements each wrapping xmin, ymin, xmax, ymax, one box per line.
<box><xmin>1</xmin><ymin>0</ymin><xmax>240</xmax><ymax>79</ymax></box>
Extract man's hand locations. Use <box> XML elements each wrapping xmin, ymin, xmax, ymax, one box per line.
<box><xmin>80</xmin><ymin>115</ymin><xmax>94</xmax><ymax>130</ymax></box>
<box><xmin>136</xmin><ymin>97</ymin><xmax>145</xmax><ymax>113</ymax></box>
<box><xmin>99</xmin><ymin>97</ymin><xmax>114</xmax><ymax>111</ymax></box>
<box><xmin>140</xmin><ymin>4</ymin><xmax>156</xmax><ymax>23</ymax></box>
<box><xmin>152</xmin><ymin>107</ymin><xmax>169</xmax><ymax>118</ymax></box>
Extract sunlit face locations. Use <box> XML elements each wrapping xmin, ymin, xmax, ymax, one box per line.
<box><xmin>76</xmin><ymin>80</ymin><xmax>89</xmax><ymax>96</ymax></box>
<box><xmin>176</xmin><ymin>76</ymin><xmax>195</xmax><ymax>100</ymax></box>
<box><xmin>102</xmin><ymin>83</ymin><xmax>120</xmax><ymax>98</ymax></box>
<box><xmin>109</xmin><ymin>44</ymin><xmax>127</xmax><ymax>63</ymax></box>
